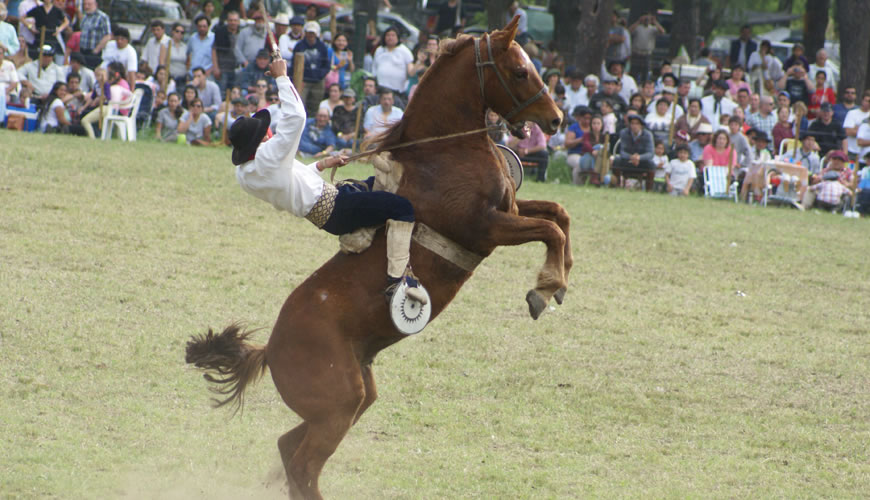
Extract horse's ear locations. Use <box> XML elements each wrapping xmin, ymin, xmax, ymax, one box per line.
<box><xmin>493</xmin><ymin>15</ymin><xmax>520</xmax><ymax>45</ymax></box>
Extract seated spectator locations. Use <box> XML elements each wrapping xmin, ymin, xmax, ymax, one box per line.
<box><xmin>81</xmin><ymin>63</ymin><xmax>133</xmax><ymax>139</ymax></box>
<box><xmin>728</xmin><ymin>115</ymin><xmax>754</xmax><ymax>181</ymax></box>
<box><xmin>363</xmin><ymin>88</ymin><xmax>403</xmax><ymax>139</ymax></box>
<box><xmin>100</xmin><ymin>27</ymin><xmax>137</xmax><ymax>88</ymax></box>
<box><xmin>703</xmin><ymin>130</ymin><xmax>738</xmax><ymax>180</ymax></box>
<box><xmin>319</xmin><ymin>83</ymin><xmax>342</xmax><ymax>116</ymax></box>
<box><xmin>735</xmin><ymin>88</ymin><xmax>752</xmax><ymax>116</ymax></box>
<box><xmin>675</xmin><ymin>98</ymin><xmax>711</xmax><ymax>140</ymax></box>
<box><xmin>800</xmin><ymin>150</ymin><xmax>853</xmax><ymax>211</ymax></box>
<box><xmin>155</xmin><ymin>92</ymin><xmax>184</xmax><ymax>142</ymax></box>
<box><xmin>65</xmin><ymin>53</ymin><xmax>96</xmax><ymax>95</ymax></box>
<box><xmin>332</xmin><ymin>88</ymin><xmax>359</xmax><ymax>150</ymax></box>
<box><xmin>855</xmin><ymin>155</ymin><xmax>870</xmax><ymax>215</ymax></box>
<box><xmin>808</xmin><ymin>70</ymin><xmax>836</xmax><ymax>121</ymax></box>
<box><xmin>688</xmin><ymin>122</ymin><xmax>713</xmax><ymax>164</ymax></box>
<box><xmin>600</xmin><ymin>99</ymin><xmax>617</xmax><ymax>134</ymax></box>
<box><xmin>666</xmin><ymin>144</ymin><xmax>696</xmax><ymax>196</ymax></box>
<box><xmin>177</xmin><ymin>97</ymin><xmax>212</xmax><ymax>145</ymax></box>
<box><xmin>644</xmin><ymin>98</ymin><xmax>672</xmax><ymax>145</ymax></box>
<box><xmin>18</xmin><ymin>44</ymin><xmax>65</xmax><ymax>103</ymax></box>
<box><xmin>652</xmin><ymin>140</ymin><xmax>668</xmax><ymax>192</ymax></box>
<box><xmin>589</xmin><ymin>74</ymin><xmax>628</xmax><ymax>120</ymax></box>
<box><xmin>214</xmin><ymin>97</ymin><xmax>248</xmax><ymax>141</ymax></box>
<box><xmin>741</xmin><ymin>130</ymin><xmax>773</xmax><ymax>202</ymax></box>
<box><xmin>772</xmin><ymin>106</ymin><xmax>795</xmax><ymax>153</ymax></box>
<box><xmin>298</xmin><ymin>108</ymin><xmax>338</xmax><ymax>157</ymax></box>
<box><xmin>0</xmin><ymin>48</ymin><xmax>20</xmax><ymax>107</ymax></box>
<box><xmin>181</xmin><ymin>84</ymin><xmax>198</xmax><ymax>111</ymax></box>
<box><xmin>240</xmin><ymin>50</ymin><xmax>273</xmax><ymax>96</ymax></box>
<box><xmin>809</xmin><ymin>102</ymin><xmax>847</xmax><ymax>157</ymax></box>
<box><xmin>38</xmin><ymin>81</ymin><xmax>85</xmax><ymax>135</ymax></box>
<box><xmin>782</xmin><ymin>132</ymin><xmax>822</xmax><ymax>180</ymax></box>
<box><xmin>147</xmin><ymin>65</ymin><xmax>176</xmax><ymax>107</ymax></box>
<box><xmin>485</xmin><ymin>108</ymin><xmax>508</xmax><ymax>145</ymax></box>
<box><xmin>726</xmin><ymin>65</ymin><xmax>751</xmax><ymax>101</ymax></box>
<box><xmin>565</xmin><ymin>107</ymin><xmax>596</xmax><ymax>184</ymax></box>
<box><xmin>506</xmin><ymin>121</ymin><xmax>549</xmax><ymax>182</ymax></box>
<box><xmin>747</xmin><ymin>96</ymin><xmax>776</xmax><ymax>143</ymax></box>
<box><xmin>612</xmin><ymin>114</ymin><xmax>655</xmax><ymax>190</ymax></box>
<box><xmin>701</xmin><ymin>80</ymin><xmax>736</xmax><ymax>128</ymax></box>
<box><xmin>63</xmin><ymin>72</ymin><xmax>88</xmax><ymax>120</ymax></box>
<box><xmin>190</xmin><ymin>66</ymin><xmax>221</xmax><ymax>118</ymax></box>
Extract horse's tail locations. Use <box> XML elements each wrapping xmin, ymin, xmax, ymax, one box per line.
<box><xmin>185</xmin><ymin>323</ymin><xmax>268</xmax><ymax>414</ymax></box>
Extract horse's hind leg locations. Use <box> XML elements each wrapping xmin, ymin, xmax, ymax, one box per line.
<box><xmin>483</xmin><ymin>210</ymin><xmax>567</xmax><ymax>319</ymax></box>
<box><xmin>278</xmin><ymin>423</ymin><xmax>308</xmax><ymax>497</ymax></box>
<box><xmin>516</xmin><ymin>199</ymin><xmax>573</xmax><ymax>304</ymax></box>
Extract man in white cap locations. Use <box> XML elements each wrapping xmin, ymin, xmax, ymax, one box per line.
<box><xmin>17</xmin><ymin>44</ymin><xmax>65</xmax><ymax>100</ymax></box>
<box><xmin>292</xmin><ymin>20</ymin><xmax>331</xmax><ymax>116</ymax></box>
<box><xmin>231</xmin><ymin>56</ymin><xmax>427</xmax><ymax>304</ymax></box>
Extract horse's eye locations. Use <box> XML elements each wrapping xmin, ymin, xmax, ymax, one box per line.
<box><xmin>515</xmin><ymin>68</ymin><xmax>528</xmax><ymax>79</ymax></box>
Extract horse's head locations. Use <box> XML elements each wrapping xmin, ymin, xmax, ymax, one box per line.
<box><xmin>479</xmin><ymin>16</ymin><xmax>563</xmax><ymax>135</ymax></box>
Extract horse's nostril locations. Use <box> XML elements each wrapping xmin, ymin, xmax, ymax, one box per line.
<box><xmin>551</xmin><ymin>118</ymin><xmax>561</xmax><ymax>130</ymax></box>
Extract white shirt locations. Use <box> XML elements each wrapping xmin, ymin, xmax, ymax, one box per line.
<box><xmin>563</xmin><ymin>85</ymin><xmax>588</xmax><ymax>112</ymax></box>
<box><xmin>40</xmin><ymin>97</ymin><xmax>65</xmax><ymax>132</ymax></box>
<box><xmin>372</xmin><ymin>44</ymin><xmax>413</xmax><ymax>93</ymax></box>
<box><xmin>857</xmin><ymin>122</ymin><xmax>870</xmax><ymax>160</ymax></box>
<box><xmin>236</xmin><ymin>76</ymin><xmax>326</xmax><ymax>218</ymax></box>
<box><xmin>615</xmin><ymin>73</ymin><xmax>637</xmax><ymax>104</ymax></box>
<box><xmin>101</xmin><ymin>40</ymin><xmax>138</xmax><ymax>73</ymax></box>
<box><xmin>701</xmin><ymin>94</ymin><xmax>736</xmax><ymax>129</ymax></box>
<box><xmin>17</xmin><ymin>60</ymin><xmax>65</xmax><ymax>97</ymax></box>
<box><xmin>0</xmin><ymin>59</ymin><xmax>20</xmax><ymax>94</ymax></box>
<box><xmin>364</xmin><ymin>104</ymin><xmax>404</xmax><ymax>137</ymax></box>
<box><xmin>141</xmin><ymin>34</ymin><xmax>170</xmax><ymax>73</ymax></box>
<box><xmin>843</xmin><ymin>108</ymin><xmax>870</xmax><ymax>154</ymax></box>
<box><xmin>278</xmin><ymin>33</ymin><xmax>301</xmax><ymax>61</ymax></box>
<box><xmin>809</xmin><ymin>61</ymin><xmax>837</xmax><ymax>90</ymax></box>
<box><xmin>747</xmin><ymin>51</ymin><xmax>784</xmax><ymax>83</ymax></box>
<box><xmin>665</xmin><ymin>158</ymin><xmax>697</xmax><ymax>191</ymax></box>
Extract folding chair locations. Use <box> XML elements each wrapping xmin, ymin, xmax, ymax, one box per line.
<box><xmin>101</xmin><ymin>88</ymin><xmax>144</xmax><ymax>142</ymax></box>
<box><xmin>703</xmin><ymin>166</ymin><xmax>739</xmax><ymax>202</ymax></box>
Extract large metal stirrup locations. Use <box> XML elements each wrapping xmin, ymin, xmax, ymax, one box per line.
<box><xmin>474</xmin><ymin>33</ymin><xmax>547</xmax><ymax>122</ymax></box>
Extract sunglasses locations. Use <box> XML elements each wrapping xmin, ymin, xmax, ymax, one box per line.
<box><xmin>174</xmin><ymin>29</ymin><xmax>185</xmax><ymax>34</ymax></box>
<box><xmin>257</xmin><ymin>84</ymin><xmax>268</xmax><ymax>88</ymax></box>
<box><xmin>192</xmin><ymin>103</ymin><xmax>202</xmax><ymax>108</ymax></box>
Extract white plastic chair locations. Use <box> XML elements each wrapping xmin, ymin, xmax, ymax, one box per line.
<box><xmin>778</xmin><ymin>138</ymin><xmax>798</xmax><ymax>157</ymax></box>
<box><xmin>101</xmin><ymin>88</ymin><xmax>144</xmax><ymax>142</ymax></box>
<box><xmin>703</xmin><ymin>166</ymin><xmax>738</xmax><ymax>202</ymax></box>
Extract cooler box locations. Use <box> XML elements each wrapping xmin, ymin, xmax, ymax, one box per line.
<box><xmin>4</xmin><ymin>104</ymin><xmax>39</xmax><ymax>132</ymax></box>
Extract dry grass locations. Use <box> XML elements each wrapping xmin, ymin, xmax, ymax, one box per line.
<box><xmin>1</xmin><ymin>131</ymin><xmax>868</xmax><ymax>499</ymax></box>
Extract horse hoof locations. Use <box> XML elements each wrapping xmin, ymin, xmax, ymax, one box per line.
<box><xmin>526</xmin><ymin>290</ymin><xmax>547</xmax><ymax>320</ymax></box>
<box><xmin>554</xmin><ymin>287</ymin><xmax>567</xmax><ymax>305</ymax></box>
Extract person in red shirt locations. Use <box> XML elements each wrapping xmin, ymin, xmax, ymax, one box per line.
<box><xmin>808</xmin><ymin>70</ymin><xmax>836</xmax><ymax>120</ymax></box>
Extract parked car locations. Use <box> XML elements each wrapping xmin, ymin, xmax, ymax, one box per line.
<box><xmin>318</xmin><ymin>9</ymin><xmax>420</xmax><ymax>49</ymax></box>
<box><xmin>99</xmin><ymin>0</ymin><xmax>185</xmax><ymax>49</ymax></box>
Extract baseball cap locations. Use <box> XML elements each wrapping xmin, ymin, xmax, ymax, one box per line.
<box><xmin>829</xmin><ymin>150</ymin><xmax>848</xmax><ymax>162</ymax></box>
<box><xmin>819</xmin><ymin>102</ymin><xmax>833</xmax><ymax>112</ymax></box>
<box><xmin>290</xmin><ymin>15</ymin><xmax>304</xmax><ymax>25</ymax></box>
<box><xmin>304</xmin><ymin>21</ymin><xmax>321</xmax><ymax>37</ymax></box>
<box><xmin>341</xmin><ymin>88</ymin><xmax>356</xmax><ymax>98</ymax></box>
<box><xmin>40</xmin><ymin>44</ymin><xmax>55</xmax><ymax>56</ymax></box>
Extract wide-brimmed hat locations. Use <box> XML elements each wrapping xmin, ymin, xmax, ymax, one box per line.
<box><xmin>696</xmin><ymin>123</ymin><xmax>714</xmax><ymax>134</ymax></box>
<box><xmin>274</xmin><ymin>13</ymin><xmax>290</xmax><ymax>26</ymax></box>
<box><xmin>229</xmin><ymin>109</ymin><xmax>272</xmax><ymax>165</ymax></box>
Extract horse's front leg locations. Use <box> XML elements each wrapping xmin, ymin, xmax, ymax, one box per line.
<box><xmin>482</xmin><ymin>210</ymin><xmax>566</xmax><ymax>319</ymax></box>
<box><xmin>515</xmin><ymin>199</ymin><xmax>573</xmax><ymax>305</ymax></box>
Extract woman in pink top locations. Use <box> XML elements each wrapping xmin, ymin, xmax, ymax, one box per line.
<box><xmin>507</xmin><ymin>121</ymin><xmax>549</xmax><ymax>182</ymax></box>
<box><xmin>703</xmin><ymin>130</ymin><xmax>738</xmax><ymax>178</ymax></box>
<box><xmin>727</xmin><ymin>65</ymin><xmax>751</xmax><ymax>100</ymax></box>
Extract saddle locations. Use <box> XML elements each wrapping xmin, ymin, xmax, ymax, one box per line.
<box><xmin>337</xmin><ymin>153</ymin><xmax>404</xmax><ymax>254</ymax></box>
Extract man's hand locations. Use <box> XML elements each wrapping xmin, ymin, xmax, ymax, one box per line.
<box><xmin>316</xmin><ymin>154</ymin><xmax>349</xmax><ymax>171</ymax></box>
<box><xmin>269</xmin><ymin>58</ymin><xmax>287</xmax><ymax>78</ymax></box>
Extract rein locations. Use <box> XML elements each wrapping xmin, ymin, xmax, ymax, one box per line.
<box><xmin>474</xmin><ymin>33</ymin><xmax>546</xmax><ymax>121</ymax></box>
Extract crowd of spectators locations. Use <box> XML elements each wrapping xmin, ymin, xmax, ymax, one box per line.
<box><xmin>0</xmin><ymin>1</ymin><xmax>867</xmax><ymax>215</ymax></box>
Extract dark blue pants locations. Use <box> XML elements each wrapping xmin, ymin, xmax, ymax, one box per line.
<box><xmin>321</xmin><ymin>177</ymin><xmax>415</xmax><ymax>236</ymax></box>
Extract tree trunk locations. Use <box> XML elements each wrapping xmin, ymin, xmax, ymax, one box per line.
<box><xmin>550</xmin><ymin>0</ymin><xmax>582</xmax><ymax>64</ymax></box>
<box><xmin>836</xmin><ymin>0</ymin><xmax>870</xmax><ymax>96</ymax></box>
<box><xmin>670</xmin><ymin>0</ymin><xmax>699</xmax><ymax>61</ymax></box>
<box><xmin>778</xmin><ymin>0</ymin><xmax>794</xmax><ymax>12</ymax></box>
<box><xmin>486</xmin><ymin>0</ymin><xmax>513</xmax><ymax>30</ymax></box>
<box><xmin>352</xmin><ymin>0</ymin><xmax>378</xmax><ymax>69</ymax></box>
<box><xmin>803</xmin><ymin>0</ymin><xmax>830</xmax><ymax>59</ymax></box>
<box><xmin>574</xmin><ymin>0</ymin><xmax>616</xmax><ymax>77</ymax></box>
<box><xmin>698</xmin><ymin>0</ymin><xmax>723</xmax><ymax>46</ymax></box>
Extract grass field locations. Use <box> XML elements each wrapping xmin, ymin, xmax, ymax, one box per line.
<box><xmin>1</xmin><ymin>131</ymin><xmax>868</xmax><ymax>499</ymax></box>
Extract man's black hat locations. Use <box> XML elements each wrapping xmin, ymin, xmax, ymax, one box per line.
<box><xmin>229</xmin><ymin>109</ymin><xmax>272</xmax><ymax>165</ymax></box>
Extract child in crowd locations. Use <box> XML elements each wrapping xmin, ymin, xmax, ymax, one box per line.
<box><xmin>652</xmin><ymin>140</ymin><xmax>668</xmax><ymax>193</ymax></box>
<box><xmin>600</xmin><ymin>99</ymin><xmax>616</xmax><ymax>134</ymax></box>
<box><xmin>666</xmin><ymin>144</ymin><xmax>697</xmax><ymax>196</ymax></box>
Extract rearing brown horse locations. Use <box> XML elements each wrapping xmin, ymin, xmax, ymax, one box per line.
<box><xmin>186</xmin><ymin>17</ymin><xmax>571</xmax><ymax>499</ymax></box>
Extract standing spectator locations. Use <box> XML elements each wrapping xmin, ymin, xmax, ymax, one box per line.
<box><xmin>236</xmin><ymin>11</ymin><xmax>267</xmax><ymax>67</ymax></box>
<box><xmin>563</xmin><ymin>69</ymin><xmax>588</xmax><ymax>111</ymax></box>
<box><xmin>778</xmin><ymin>64</ymin><xmax>814</xmax><ymax>107</ymax></box>
<box><xmin>628</xmin><ymin>12</ymin><xmax>664</xmax><ymax>82</ymax></box>
<box><xmin>331</xmin><ymin>88</ymin><xmax>358</xmax><ymax>150</ymax></box>
<box><xmin>23</xmin><ymin>0</ymin><xmax>69</xmax><ymax>57</ymax></box>
<box><xmin>726</xmin><ymin>65</ymin><xmax>750</xmax><ymax>101</ymax></box>
<box><xmin>318</xmin><ymin>83</ymin><xmax>342</xmax><ymax>116</ymax></box>
<box><xmin>807</xmin><ymin>70</ymin><xmax>836</xmax><ymax>121</ymax></box>
<box><xmin>665</xmin><ymin>144</ymin><xmax>697</xmax><ymax>196</ymax></box>
<box><xmin>565</xmin><ymin>106</ymin><xmax>589</xmax><ymax>184</ymax></box>
<box><xmin>727</xmin><ymin>116</ymin><xmax>754</xmax><ymax>180</ymax></box>
<box><xmin>279</xmin><ymin>15</ymin><xmax>304</xmax><ymax>59</ymax></box>
<box><xmin>190</xmin><ymin>66</ymin><xmax>221</xmax><ymax>118</ymax></box>
<box><xmin>782</xmin><ymin>43</ymin><xmax>809</xmax><ymax>73</ymax></box>
<box><xmin>607</xmin><ymin>59</ymin><xmax>637</xmax><ymax>104</ymax></box>
<box><xmin>809</xmin><ymin>102</ymin><xmax>847</xmax><ymax>157</ymax></box>
<box><xmin>434</xmin><ymin>0</ymin><xmax>467</xmax><ymax>36</ymax></box>
<box><xmin>155</xmin><ymin>91</ymin><xmax>184</xmax><ymax>142</ymax></box>
<box><xmin>271</xmin><ymin>14</ymin><xmax>290</xmax><ymax>51</ymax></box>
<box><xmin>729</xmin><ymin>25</ymin><xmax>756</xmax><ymax>69</ymax></box>
<box><xmin>842</xmin><ymin>90</ymin><xmax>870</xmax><ymax>161</ymax></box>
<box><xmin>18</xmin><ymin>0</ymin><xmax>40</xmax><ymax>51</ymax></box>
<box><xmin>505</xmin><ymin>1</ymin><xmax>529</xmax><ymax>46</ymax></box>
<box><xmin>808</xmin><ymin>48</ymin><xmax>838</xmax><ymax>90</ymax></box>
<box><xmin>0</xmin><ymin>3</ymin><xmax>21</xmax><ymax>57</ymax></box>
<box><xmin>219</xmin><ymin>0</ymin><xmax>246</xmax><ymax>22</ymax></box>
<box><xmin>66</xmin><ymin>52</ymin><xmax>96</xmax><ymax>94</ymax></box>
<box><xmin>18</xmin><ymin>44</ymin><xmax>65</xmax><ymax>100</ymax></box>
<box><xmin>1</xmin><ymin>48</ymin><xmax>21</xmax><ymax>107</ymax></box>
<box><xmin>833</xmin><ymin>86</ymin><xmax>857</xmax><ymax>127</ymax></box>
<box><xmin>372</xmin><ymin>26</ymin><xmax>413</xmax><ymax>97</ymax></box>
<box><xmin>363</xmin><ymin>88</ymin><xmax>403</xmax><ymax>138</ymax></box>
<box><xmin>747</xmin><ymin>40</ymin><xmax>784</xmax><ymax>96</ymax></box>
<box><xmin>613</xmin><ymin>114</ymin><xmax>655</xmax><ymax>190</ymax></box>
<box><xmin>331</xmin><ymin>33</ymin><xmax>354</xmax><ymax>90</ymax></box>
<box><xmin>701</xmin><ymin>80</ymin><xmax>736</xmax><ymax>128</ymax></box>
<box><xmin>293</xmin><ymin>21</ymin><xmax>332</xmax><ymax>116</ymax></box>
<box><xmin>212</xmin><ymin>10</ymin><xmax>241</xmax><ymax>93</ymax></box>
<box><xmin>100</xmin><ymin>27</ymin><xmax>137</xmax><ymax>88</ymax></box>
<box><xmin>239</xmin><ymin>50</ymin><xmax>274</xmax><ymax>95</ymax></box>
<box><xmin>299</xmin><ymin>107</ymin><xmax>338</xmax><ymax>157</ymax></box>
<box><xmin>772</xmin><ymin>105</ymin><xmax>795</xmax><ymax>153</ymax></box>
<box><xmin>187</xmin><ymin>15</ymin><xmax>215</xmax><ymax>77</ymax></box>
<box><xmin>161</xmin><ymin>22</ymin><xmax>189</xmax><ymax>89</ymax></box>
<box><xmin>507</xmin><ymin>121</ymin><xmax>549</xmax><ymax>182</ymax></box>
<box><xmin>605</xmin><ymin>12</ymin><xmax>630</xmax><ymax>66</ymax></box>
<box><xmin>674</xmin><ymin>98</ymin><xmax>710</xmax><ymax>140</ymax></box>
<box><xmin>747</xmin><ymin>96</ymin><xmax>776</xmax><ymax>142</ymax></box>
<box><xmin>142</xmin><ymin>20</ymin><xmax>169</xmax><ymax>75</ymax></box>
<box><xmin>740</xmin><ymin>130</ymin><xmax>772</xmax><ymax>202</ymax></box>
<box><xmin>177</xmin><ymin>97</ymin><xmax>212</xmax><ymax>145</ymax></box>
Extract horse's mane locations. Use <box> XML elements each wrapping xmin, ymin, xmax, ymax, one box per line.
<box><xmin>373</xmin><ymin>34</ymin><xmax>478</xmax><ymax>151</ymax></box>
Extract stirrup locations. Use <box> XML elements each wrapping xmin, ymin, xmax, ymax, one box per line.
<box><xmin>387</xmin><ymin>269</ymin><xmax>431</xmax><ymax>335</ymax></box>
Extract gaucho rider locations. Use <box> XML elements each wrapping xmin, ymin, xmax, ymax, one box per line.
<box><xmin>230</xmin><ymin>56</ymin><xmax>426</xmax><ymax>304</ymax></box>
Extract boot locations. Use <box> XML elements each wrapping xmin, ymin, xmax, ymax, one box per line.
<box><xmin>385</xmin><ymin>220</ymin><xmax>427</xmax><ymax>305</ymax></box>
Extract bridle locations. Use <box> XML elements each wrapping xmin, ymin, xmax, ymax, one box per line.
<box><xmin>474</xmin><ymin>33</ymin><xmax>546</xmax><ymax>122</ymax></box>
